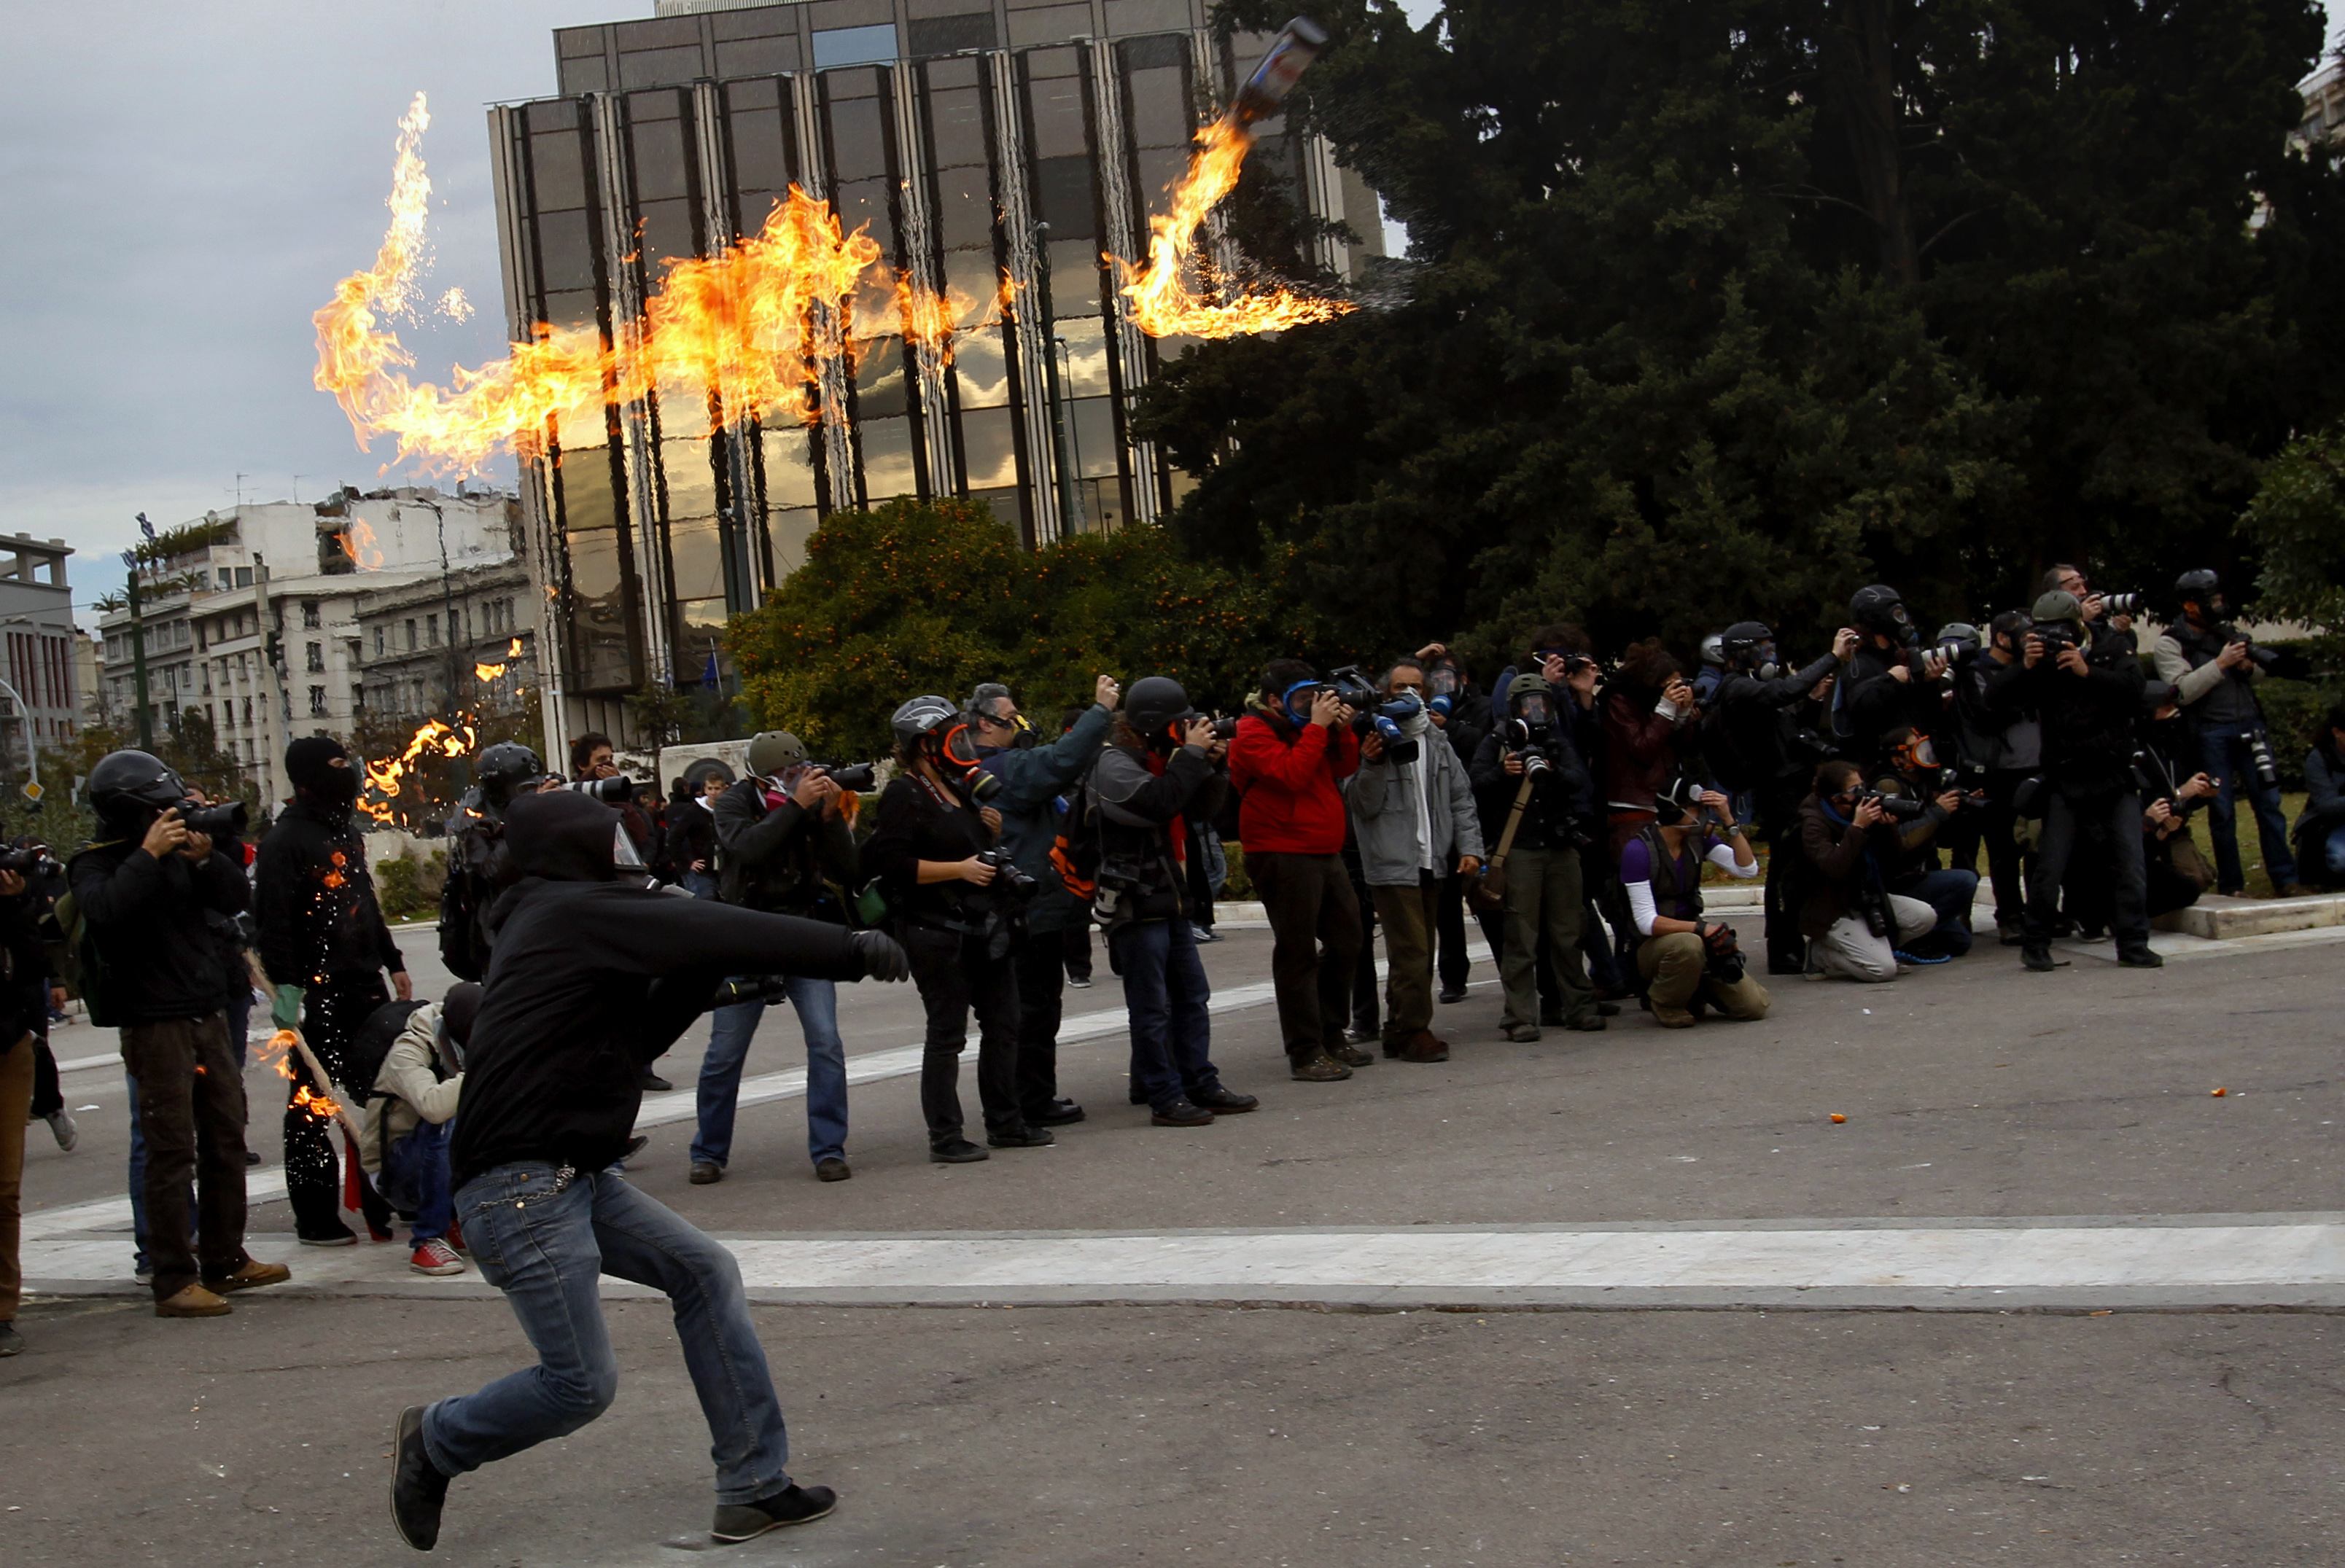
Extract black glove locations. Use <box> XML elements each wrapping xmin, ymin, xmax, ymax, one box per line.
<box><xmin>1700</xmin><ymin>920</ymin><xmax>1739</xmax><ymax>958</ymax></box>
<box><xmin>848</xmin><ymin>928</ymin><xmax>911</xmax><ymax>983</ymax></box>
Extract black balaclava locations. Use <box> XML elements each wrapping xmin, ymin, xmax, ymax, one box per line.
<box><xmin>502</xmin><ymin>791</ymin><xmax>621</xmax><ymax>883</ymax></box>
<box><xmin>287</xmin><ymin>736</ymin><xmax>361</xmax><ymax>806</ymax></box>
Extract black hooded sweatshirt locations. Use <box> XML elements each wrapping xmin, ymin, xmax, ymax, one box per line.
<box><xmin>448</xmin><ymin>792</ymin><xmax>870</xmax><ymax>1190</ymax></box>
<box><xmin>252</xmin><ymin>797</ymin><xmax>404</xmax><ymax>987</ymax></box>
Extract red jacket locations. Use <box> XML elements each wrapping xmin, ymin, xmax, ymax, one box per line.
<box><xmin>1229</xmin><ymin>710</ymin><xmax>1360</xmax><ymax>855</ymax></box>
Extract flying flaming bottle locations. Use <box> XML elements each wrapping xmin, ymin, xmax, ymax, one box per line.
<box><xmin>1229</xmin><ymin>17</ymin><xmax>1329</xmax><ymax>127</ymax></box>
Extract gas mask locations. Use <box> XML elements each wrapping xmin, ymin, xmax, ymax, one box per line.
<box><xmin>929</xmin><ymin>724</ymin><xmax>1003</xmax><ymax>803</ymax></box>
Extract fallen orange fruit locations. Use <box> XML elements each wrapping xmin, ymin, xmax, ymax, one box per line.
<box><xmin>1829</xmin><ymin>1112</ymin><xmax>1847</xmax><ymax>1123</ymax></box>
<box><xmin>2211</xmin><ymin>1087</ymin><xmax>2227</xmax><ymax>1097</ymax></box>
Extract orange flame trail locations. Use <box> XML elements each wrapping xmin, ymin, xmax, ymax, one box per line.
<box><xmin>359</xmin><ymin>715</ymin><xmax>479</xmax><ymax>824</ymax></box>
<box><xmin>1112</xmin><ymin>118</ymin><xmax>1355</xmax><ymax>339</ymax></box>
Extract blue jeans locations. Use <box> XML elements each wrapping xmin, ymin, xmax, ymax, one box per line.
<box><xmin>1112</xmin><ymin>918</ymin><xmax>1222</xmax><ymax>1111</ymax></box>
<box><xmin>2198</xmin><ymin>725</ymin><xmax>2298</xmax><ymax>890</ymax></box>
<box><xmin>682</xmin><ymin>870</ymin><xmax>720</xmax><ymax>901</ymax></box>
<box><xmin>691</xmin><ymin>976</ymin><xmax>847</xmax><ymax>1169</ymax></box>
<box><xmin>1894</xmin><ymin>867</ymin><xmax>1980</xmax><ymax>958</ymax></box>
<box><xmin>2325</xmin><ymin>824</ymin><xmax>2345</xmax><ymax>879</ymax></box>
<box><xmin>380</xmin><ymin>1119</ymin><xmax>454</xmax><ymax>1242</ymax></box>
<box><xmin>422</xmin><ymin>1163</ymin><xmax>794</xmax><ymax>1504</ymax></box>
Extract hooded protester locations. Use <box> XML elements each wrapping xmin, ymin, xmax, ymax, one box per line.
<box><xmin>392</xmin><ymin>790</ymin><xmax>909</xmax><ymax>1553</ymax></box>
<box><xmin>254</xmin><ymin>735</ymin><xmax>411</xmax><ymax>1246</ymax></box>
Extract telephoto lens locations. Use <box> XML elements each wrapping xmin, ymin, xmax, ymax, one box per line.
<box><xmin>2100</xmin><ymin>591</ymin><xmax>2146</xmax><ymax>617</ymax></box>
<box><xmin>1208</xmin><ymin>716</ymin><xmax>1240</xmax><ymax>742</ymax></box>
<box><xmin>177</xmin><ymin>799</ymin><xmax>249</xmax><ymax>837</ymax></box>
<box><xmin>564</xmin><ymin>775</ymin><xmax>635</xmax><ymax>803</ymax></box>
<box><xmin>1520</xmin><ymin>749</ymin><xmax>1552</xmax><ymax>776</ymax></box>
<box><xmin>817</xmin><ymin>762</ymin><xmax>878</xmax><ymax>792</ymax></box>
<box><xmin>2247</xmin><ymin>731</ymin><xmax>2280</xmax><ymax>791</ymax></box>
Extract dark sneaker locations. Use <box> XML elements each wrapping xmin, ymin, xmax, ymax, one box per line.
<box><xmin>1289</xmin><ymin>1053</ymin><xmax>1352</xmax><ymax>1083</ymax></box>
<box><xmin>1190</xmin><ymin>1085</ymin><xmax>1258</xmax><ymax>1114</ymax></box>
<box><xmin>986</xmin><ymin>1126</ymin><xmax>1056</xmax><ymax>1149</ymax></box>
<box><xmin>1437</xmin><ymin>986</ymin><xmax>1466</xmax><ymax>1005</ymax></box>
<box><xmin>1342</xmin><ymin>1025</ymin><xmax>1377</xmax><ymax>1047</ymax></box>
<box><xmin>814</xmin><ymin>1158</ymin><xmax>852</xmax><ymax>1182</ymax></box>
<box><xmin>929</xmin><ymin>1138</ymin><xmax>989</xmax><ymax>1164</ymax></box>
<box><xmin>1563</xmin><ymin>1013</ymin><xmax>1608</xmax><ymax>1032</ymax></box>
<box><xmin>0</xmin><ymin>1322</ymin><xmax>22</xmax><ymax>1357</ymax></box>
<box><xmin>2118</xmin><ymin>948</ymin><xmax>2166</xmax><ymax>969</ymax></box>
<box><xmin>300</xmin><ymin>1222</ymin><xmax>359</xmax><ymax>1247</ymax></box>
<box><xmin>1501</xmin><ymin>1023</ymin><xmax>1542</xmax><ymax>1042</ymax></box>
<box><xmin>205</xmin><ymin>1259</ymin><xmax>292</xmax><ymax>1293</ymax></box>
<box><xmin>639</xmin><ymin>1069</ymin><xmax>674</xmax><ymax>1093</ymax></box>
<box><xmin>688</xmin><ymin>1161</ymin><xmax>723</xmax><ymax>1185</ymax></box>
<box><xmin>389</xmin><ymin>1405</ymin><xmax>450</xmax><ymax>1551</ymax></box>
<box><xmin>710</xmin><ymin>1482</ymin><xmax>836</xmax><ymax>1543</ymax></box>
<box><xmin>2021</xmin><ymin>945</ymin><xmax>2059</xmax><ymax>972</ymax></box>
<box><xmin>1030</xmin><ymin>1098</ymin><xmax>1086</xmax><ymax>1126</ymax></box>
<box><xmin>1595</xmin><ymin>1001</ymin><xmax>1622</xmax><ymax>1017</ymax></box>
<box><xmin>1151</xmin><ymin>1099</ymin><xmax>1215</xmax><ymax>1127</ymax></box>
<box><xmin>1328</xmin><ymin>1042</ymin><xmax>1376</xmax><ymax>1067</ymax></box>
<box><xmin>1066</xmin><ymin>973</ymin><xmax>1094</xmax><ymax>989</ymax></box>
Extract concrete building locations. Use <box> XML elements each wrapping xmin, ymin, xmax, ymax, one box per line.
<box><xmin>0</xmin><ymin>534</ymin><xmax>80</xmax><ymax>770</ymax></box>
<box><xmin>72</xmin><ymin>628</ymin><xmax>105</xmax><ymax>732</ymax></box>
<box><xmin>94</xmin><ymin>488</ymin><xmax>519</xmax><ymax>803</ymax></box>
<box><xmin>2298</xmin><ymin>59</ymin><xmax>2344</xmax><ymax>150</ymax></box>
<box><xmin>486</xmin><ymin>0</ymin><xmax>1380</xmax><ymax>759</ymax></box>
<box><xmin>354</xmin><ymin>558</ymin><xmax>540</xmax><ymax>728</ymax></box>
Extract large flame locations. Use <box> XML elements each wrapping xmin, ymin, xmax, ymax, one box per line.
<box><xmin>330</xmin><ymin>517</ymin><xmax>385</xmax><ymax>571</ymax></box>
<box><xmin>254</xmin><ymin>1029</ymin><xmax>345</xmax><ymax>1123</ymax></box>
<box><xmin>1112</xmin><ymin>117</ymin><xmax>1354</xmax><ymax>339</ymax></box>
<box><xmin>316</xmin><ymin>93</ymin><xmax>1348</xmax><ymax>472</ymax></box>
<box><xmin>359</xmin><ymin>715</ymin><xmax>479</xmax><ymax>824</ymax></box>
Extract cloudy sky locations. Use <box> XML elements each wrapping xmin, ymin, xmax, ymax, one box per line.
<box><xmin>0</xmin><ymin>1</ymin><xmax>2328</xmax><ymax>628</ymax></box>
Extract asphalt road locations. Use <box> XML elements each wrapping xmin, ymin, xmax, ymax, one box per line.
<box><xmin>7</xmin><ymin>912</ymin><xmax>2342</xmax><ymax>1564</ymax></box>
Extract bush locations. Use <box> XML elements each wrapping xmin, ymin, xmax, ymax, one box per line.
<box><xmin>374</xmin><ymin>849</ymin><xmax>447</xmax><ymax>921</ymax></box>
<box><xmin>2249</xmin><ymin>636</ymin><xmax>2345</xmax><ymax>790</ymax></box>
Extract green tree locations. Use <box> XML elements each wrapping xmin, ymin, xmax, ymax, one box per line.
<box><xmin>2241</xmin><ymin>420</ymin><xmax>2345</xmax><ymax>629</ymax></box>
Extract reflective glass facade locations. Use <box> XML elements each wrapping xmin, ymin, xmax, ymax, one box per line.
<box><xmin>491</xmin><ymin>1</ymin><xmax>1380</xmax><ymax>740</ymax></box>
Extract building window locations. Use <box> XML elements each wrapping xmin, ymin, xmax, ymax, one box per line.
<box><xmin>308</xmin><ymin>686</ymin><xmax>328</xmax><ymax>717</ymax></box>
<box><xmin>427</xmin><ymin>615</ymin><xmax>440</xmax><ymax>647</ymax></box>
<box><xmin>301</xmin><ymin>600</ymin><xmax>321</xmax><ymax>629</ymax></box>
<box><xmin>405</xmin><ymin>619</ymin><xmax>417</xmax><ymax>651</ymax></box>
<box><xmin>374</xmin><ymin>627</ymin><xmax>385</xmax><ymax>658</ymax></box>
<box><xmin>305</xmin><ymin>641</ymin><xmax>324</xmax><ymax>674</ymax></box>
<box><xmin>243</xmin><ymin>697</ymin><xmax>252</xmax><ymax>725</ymax></box>
<box><xmin>234</xmin><ymin>566</ymin><xmax>252</xmax><ymax>588</ymax></box>
<box><xmin>451</xmin><ymin>608</ymin><xmax>462</xmax><ymax>644</ymax></box>
<box><xmin>217</xmin><ymin>568</ymin><xmax>232</xmax><ymax>589</ymax></box>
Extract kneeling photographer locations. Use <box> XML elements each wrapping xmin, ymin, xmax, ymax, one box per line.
<box><xmin>688</xmin><ymin>731</ymin><xmax>865</xmax><ymax>1187</ymax></box>
<box><xmin>1617</xmin><ymin>776</ymin><xmax>1768</xmax><ymax>1028</ymax></box>
<box><xmin>2007</xmin><ymin>590</ymin><xmax>2158</xmax><ymax>971</ymax></box>
<box><xmin>1091</xmin><ymin>678</ymin><xmax>1258</xmax><ymax>1126</ymax></box>
<box><xmin>1866</xmin><ymin>727</ymin><xmax>1980</xmax><ymax>962</ymax></box>
<box><xmin>2123</xmin><ymin>682</ymin><xmax>2220</xmax><ymax>921</ymax></box>
<box><xmin>1797</xmin><ymin>760</ymin><xmax>1941</xmax><ymax>983</ymax></box>
<box><xmin>1469</xmin><ymin>674</ymin><xmax>1605</xmax><ymax>1041</ymax></box>
<box><xmin>866</xmin><ymin>697</ymin><xmax>1048</xmax><ymax>1163</ymax></box>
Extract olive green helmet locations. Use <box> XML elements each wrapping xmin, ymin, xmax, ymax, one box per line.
<box><xmin>745</xmin><ymin>730</ymin><xmax>807</xmax><ymax>778</ymax></box>
<box><xmin>2030</xmin><ymin>590</ymin><xmax>2084</xmax><ymax>631</ymax></box>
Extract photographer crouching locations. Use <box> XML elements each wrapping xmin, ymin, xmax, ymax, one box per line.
<box><xmin>688</xmin><ymin>732</ymin><xmax>865</xmax><ymax>1186</ymax></box>
<box><xmin>67</xmin><ymin>751</ymin><xmax>289</xmax><ymax>1317</ymax></box>
<box><xmin>1617</xmin><ymin>776</ymin><xmax>1768</xmax><ymax>1027</ymax></box>
<box><xmin>1092</xmin><ymin>678</ymin><xmax>1259</xmax><ymax>1124</ymax></box>
<box><xmin>1864</xmin><ymin>728</ymin><xmax>1981</xmax><ymax>963</ymax></box>
<box><xmin>866</xmin><ymin>696</ymin><xmax>1050</xmax><ymax>1163</ymax></box>
<box><xmin>1797</xmin><ymin>761</ymin><xmax>1943</xmax><ymax>982</ymax></box>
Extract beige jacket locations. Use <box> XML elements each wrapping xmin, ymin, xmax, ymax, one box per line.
<box><xmin>358</xmin><ymin>1000</ymin><xmax>462</xmax><ymax>1178</ymax></box>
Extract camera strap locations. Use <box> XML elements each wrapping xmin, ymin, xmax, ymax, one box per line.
<box><xmin>1487</xmin><ymin>773</ymin><xmax>1538</xmax><ymax>872</ymax></box>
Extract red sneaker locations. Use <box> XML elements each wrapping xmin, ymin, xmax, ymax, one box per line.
<box><xmin>446</xmin><ymin>1220</ymin><xmax>466</xmax><ymax>1253</ymax></box>
<box><xmin>409</xmin><ymin>1239</ymin><xmax>466</xmax><ymax>1276</ymax></box>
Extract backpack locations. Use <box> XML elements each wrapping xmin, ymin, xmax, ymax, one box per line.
<box><xmin>342</xmin><ymin>998</ymin><xmax>429</xmax><ymax>1104</ymax></box>
<box><xmin>1048</xmin><ymin>786</ymin><xmax>1102</xmax><ymax>906</ymax></box>
<box><xmin>49</xmin><ymin>887</ymin><xmax>119</xmax><ymax>1029</ymax></box>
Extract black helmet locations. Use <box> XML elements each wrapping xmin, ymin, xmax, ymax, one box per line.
<box><xmin>2143</xmin><ymin>679</ymin><xmax>2179</xmax><ymax>714</ymax></box>
<box><xmin>88</xmin><ymin>749</ymin><xmax>186</xmax><ymax>830</ymax></box>
<box><xmin>475</xmin><ymin>741</ymin><xmax>545</xmax><ymax>806</ymax></box>
<box><xmin>2173</xmin><ymin>568</ymin><xmax>2221</xmax><ymax>608</ymax></box>
<box><xmin>1719</xmin><ymin>620</ymin><xmax>1775</xmax><ymax>670</ymax></box>
<box><xmin>1124</xmin><ymin>676</ymin><xmax>1197</xmax><ymax>738</ymax></box>
<box><xmin>890</xmin><ymin>695</ymin><xmax>959</xmax><ymax>749</ymax></box>
<box><xmin>1848</xmin><ymin>585</ymin><xmax>1915</xmax><ymax>644</ymax></box>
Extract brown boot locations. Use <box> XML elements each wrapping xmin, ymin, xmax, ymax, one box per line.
<box><xmin>1393</xmin><ymin>1029</ymin><xmax>1450</xmax><ymax>1063</ymax></box>
<box><xmin>155</xmin><ymin>1284</ymin><xmax>233</xmax><ymax>1319</ymax></box>
<box><xmin>1289</xmin><ymin>1051</ymin><xmax>1353</xmax><ymax>1083</ymax></box>
<box><xmin>1650</xmin><ymin>1005</ymin><xmax>1698</xmax><ymax>1029</ymax></box>
<box><xmin>205</xmin><ymin>1260</ymin><xmax>292</xmax><ymax>1293</ymax></box>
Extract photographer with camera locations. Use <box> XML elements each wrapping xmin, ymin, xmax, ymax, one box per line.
<box><xmin>971</xmin><ymin>675</ymin><xmax>1120</xmax><ymax>1129</ymax></box>
<box><xmin>686</xmin><ymin>732</ymin><xmax>865</xmax><ymax>1186</ymax></box>
<box><xmin>2005</xmin><ymin>590</ymin><xmax>2160</xmax><ymax>970</ymax></box>
<box><xmin>1229</xmin><ymin>660</ymin><xmax>1366</xmax><ymax>1083</ymax></box>
<box><xmin>1090</xmin><ymin>678</ymin><xmax>1259</xmax><ymax>1125</ymax></box>
<box><xmin>1415</xmin><ymin>643</ymin><xmax>1488</xmax><ymax>1005</ymax></box>
<box><xmin>389</xmin><ymin>790</ymin><xmax>909</xmax><ymax>1551</ymax></box>
<box><xmin>2292</xmin><ymin>702</ymin><xmax>2345</xmax><ymax>889</ymax></box>
<box><xmin>1706</xmin><ymin>622</ymin><xmax>1857</xmax><ymax>973</ymax></box>
<box><xmin>2152</xmin><ymin>569</ymin><xmax>2306</xmax><ymax>897</ymax></box>
<box><xmin>1840</xmin><ymin>585</ymin><xmax>1949</xmax><ymax>767</ymax></box>
<box><xmin>2120</xmin><ymin>682</ymin><xmax>2222</xmax><ymax>921</ymax></box>
<box><xmin>572</xmin><ymin>730</ymin><xmax>656</xmax><ymax>865</ymax></box>
<box><xmin>1470</xmin><ymin>673</ymin><xmax>1606</xmax><ymax>1040</ymax></box>
<box><xmin>439</xmin><ymin>741</ymin><xmax>553</xmax><ymax>981</ymax></box>
<box><xmin>1349</xmin><ymin>658</ymin><xmax>1484</xmax><ymax>1062</ymax></box>
<box><xmin>68</xmin><ymin>751</ymin><xmax>287</xmax><ymax>1317</ymax></box>
<box><xmin>254</xmin><ymin>737</ymin><xmax>411</xmax><ymax>1246</ymax></box>
<box><xmin>1618</xmin><ymin>776</ymin><xmax>1768</xmax><ymax>1027</ymax></box>
<box><xmin>1942</xmin><ymin>612</ymin><xmax>2042</xmax><ymax>945</ymax></box>
<box><xmin>2043</xmin><ymin>563</ymin><xmax>2143</xmax><ymax>638</ymax></box>
<box><xmin>867</xmin><ymin>696</ymin><xmax>1050</xmax><ymax>1163</ymax></box>
<box><xmin>1866</xmin><ymin>728</ymin><xmax>1981</xmax><ymax>962</ymax></box>
<box><xmin>1796</xmin><ymin>760</ymin><xmax>1942</xmax><ymax>982</ymax></box>
<box><xmin>1601</xmin><ymin>640</ymin><xmax>1700</xmax><ymax>859</ymax></box>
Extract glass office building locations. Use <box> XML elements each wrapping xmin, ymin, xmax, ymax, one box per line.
<box><xmin>487</xmin><ymin>0</ymin><xmax>1380</xmax><ymax>743</ymax></box>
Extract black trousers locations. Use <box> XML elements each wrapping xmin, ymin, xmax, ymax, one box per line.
<box><xmin>1246</xmin><ymin>851</ymin><xmax>1361</xmax><ymax>1064</ymax></box>
<box><xmin>1349</xmin><ymin>867</ymin><xmax>1380</xmax><ymax>1035</ymax></box>
<box><xmin>2025</xmin><ymin>787</ymin><xmax>2149</xmax><ymax>951</ymax></box>
<box><xmin>907</xmin><ymin>927</ymin><xmax>1022</xmax><ymax>1142</ymax></box>
<box><xmin>1062</xmin><ymin>922</ymin><xmax>1093</xmax><ymax>982</ymax></box>
<box><xmin>1761</xmin><ymin>816</ymin><xmax>1806</xmax><ymax>971</ymax></box>
<box><xmin>1012</xmin><ymin>930</ymin><xmax>1072</xmax><ymax>1120</ymax></box>
<box><xmin>1939</xmin><ymin>768</ymin><xmax>2033</xmax><ymax>931</ymax></box>
<box><xmin>121</xmin><ymin>1012</ymin><xmax>249</xmax><ymax>1300</ymax></box>
<box><xmin>1434</xmin><ymin>873</ymin><xmax>1471</xmax><ymax>994</ymax></box>
<box><xmin>286</xmin><ymin>973</ymin><xmax>394</xmax><ymax>1239</ymax></box>
<box><xmin>28</xmin><ymin>1032</ymin><xmax>60</xmax><ymax>1120</ymax></box>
